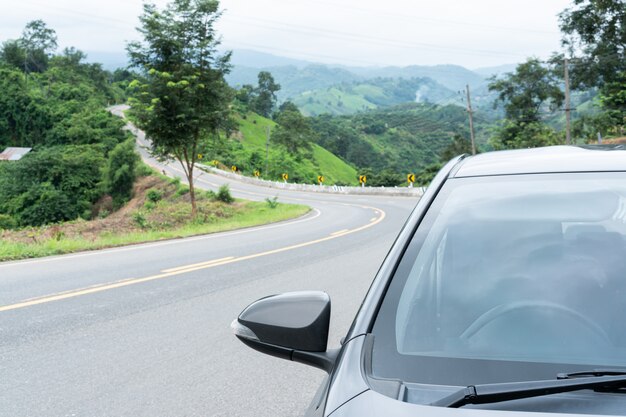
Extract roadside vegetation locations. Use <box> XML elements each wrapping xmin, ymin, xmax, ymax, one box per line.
<box><xmin>0</xmin><ymin>171</ymin><xmax>309</xmax><ymax>261</ymax></box>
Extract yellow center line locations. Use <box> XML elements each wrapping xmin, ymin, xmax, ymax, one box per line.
<box><xmin>161</xmin><ymin>256</ymin><xmax>235</xmax><ymax>273</ymax></box>
<box><xmin>330</xmin><ymin>229</ymin><xmax>350</xmax><ymax>236</ymax></box>
<box><xmin>0</xmin><ymin>207</ymin><xmax>386</xmax><ymax>313</ymax></box>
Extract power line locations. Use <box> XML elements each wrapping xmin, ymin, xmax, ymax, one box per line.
<box><xmin>221</xmin><ymin>15</ymin><xmax>529</xmax><ymax>59</ymax></box>
<box><xmin>254</xmin><ymin>0</ymin><xmax>561</xmax><ymax>36</ymax></box>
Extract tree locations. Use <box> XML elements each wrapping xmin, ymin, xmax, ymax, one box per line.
<box><xmin>0</xmin><ymin>40</ymin><xmax>26</xmax><ymax>69</ymax></box>
<box><xmin>127</xmin><ymin>0</ymin><xmax>233</xmax><ymax>216</ymax></box>
<box><xmin>488</xmin><ymin>58</ymin><xmax>564</xmax><ymax>124</ymax></box>
<box><xmin>558</xmin><ymin>0</ymin><xmax>626</xmax><ymax>89</ymax></box>
<box><xmin>440</xmin><ymin>134</ymin><xmax>474</xmax><ymax>161</ymax></box>
<box><xmin>105</xmin><ymin>139</ymin><xmax>140</xmax><ymax>207</ymax></box>
<box><xmin>272</xmin><ymin>107</ymin><xmax>314</xmax><ymax>154</ymax></box>
<box><xmin>251</xmin><ymin>71</ymin><xmax>280</xmax><ymax>118</ymax></box>
<box><xmin>490</xmin><ymin>120</ymin><xmax>562</xmax><ymax>150</ymax></box>
<box><xmin>21</xmin><ymin>20</ymin><xmax>58</xmax><ymax>73</ymax></box>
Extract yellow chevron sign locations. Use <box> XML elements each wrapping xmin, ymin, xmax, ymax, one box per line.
<box><xmin>282</xmin><ymin>173</ymin><xmax>289</xmax><ymax>181</ymax></box>
<box><xmin>407</xmin><ymin>173</ymin><xmax>415</xmax><ymax>183</ymax></box>
<box><xmin>231</xmin><ymin>165</ymin><xmax>237</xmax><ymax>172</ymax></box>
<box><xmin>254</xmin><ymin>170</ymin><xmax>260</xmax><ymax>177</ymax></box>
<box><xmin>317</xmin><ymin>175</ymin><xmax>324</xmax><ymax>183</ymax></box>
<box><xmin>359</xmin><ymin>175</ymin><xmax>367</xmax><ymax>184</ymax></box>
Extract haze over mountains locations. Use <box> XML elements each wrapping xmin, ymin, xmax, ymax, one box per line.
<box><xmin>225</xmin><ymin>49</ymin><xmax>515</xmax><ymax>116</ymax></box>
<box><xmin>89</xmin><ymin>48</ymin><xmax>515</xmax><ymax>117</ymax></box>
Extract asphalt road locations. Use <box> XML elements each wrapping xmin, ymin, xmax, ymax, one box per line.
<box><xmin>0</xmin><ymin>112</ymin><xmax>418</xmax><ymax>417</ymax></box>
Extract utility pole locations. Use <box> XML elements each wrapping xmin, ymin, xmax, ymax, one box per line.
<box><xmin>564</xmin><ymin>58</ymin><xmax>572</xmax><ymax>145</ymax></box>
<box><xmin>465</xmin><ymin>84</ymin><xmax>477</xmax><ymax>155</ymax></box>
<box><xmin>265</xmin><ymin>125</ymin><xmax>271</xmax><ymax>175</ymax></box>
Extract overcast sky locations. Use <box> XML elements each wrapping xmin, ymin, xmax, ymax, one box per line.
<box><xmin>0</xmin><ymin>0</ymin><xmax>573</xmax><ymax>69</ymax></box>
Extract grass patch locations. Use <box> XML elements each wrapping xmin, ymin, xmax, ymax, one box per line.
<box><xmin>0</xmin><ymin>175</ymin><xmax>310</xmax><ymax>262</ymax></box>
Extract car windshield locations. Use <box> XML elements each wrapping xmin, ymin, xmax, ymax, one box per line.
<box><xmin>372</xmin><ymin>172</ymin><xmax>626</xmax><ymax>387</ymax></box>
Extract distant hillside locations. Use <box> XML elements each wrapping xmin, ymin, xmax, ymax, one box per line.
<box><xmin>472</xmin><ymin>63</ymin><xmax>518</xmax><ymax>77</ymax></box>
<box><xmin>345</xmin><ymin>64</ymin><xmax>486</xmax><ymax>92</ymax></box>
<box><xmin>225</xmin><ymin>50</ymin><xmax>502</xmax><ymax>117</ymax></box>
<box><xmin>228</xmin><ymin>49</ymin><xmax>311</xmax><ymax>69</ymax></box>
<box><xmin>292</xmin><ymin>77</ymin><xmax>455</xmax><ymax>116</ymax></box>
<box><xmin>311</xmin><ymin>102</ymin><xmax>492</xmax><ymax>173</ymax></box>
<box><xmin>227</xmin><ymin>64</ymin><xmax>360</xmax><ymax>102</ymax></box>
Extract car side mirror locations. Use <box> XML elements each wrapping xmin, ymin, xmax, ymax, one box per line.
<box><xmin>231</xmin><ymin>291</ymin><xmax>338</xmax><ymax>372</ymax></box>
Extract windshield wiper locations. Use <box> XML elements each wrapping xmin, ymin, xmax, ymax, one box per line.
<box><xmin>432</xmin><ymin>374</ymin><xmax>626</xmax><ymax>408</ymax></box>
<box><xmin>557</xmin><ymin>369</ymin><xmax>626</xmax><ymax>379</ymax></box>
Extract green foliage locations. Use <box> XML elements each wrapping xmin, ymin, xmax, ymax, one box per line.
<box><xmin>0</xmin><ymin>145</ymin><xmax>106</xmax><ymax>226</ymax></box>
<box><xmin>146</xmin><ymin>188</ymin><xmax>163</xmax><ymax>203</ymax></box>
<box><xmin>216</xmin><ymin>184</ymin><xmax>234</xmax><ymax>203</ymax></box>
<box><xmin>490</xmin><ymin>120</ymin><xmax>563</xmax><ymax>150</ymax></box>
<box><xmin>0</xmin><ymin>214</ymin><xmax>17</xmax><ymax>230</ymax></box>
<box><xmin>597</xmin><ymin>72</ymin><xmax>626</xmax><ymax>135</ymax></box>
<box><xmin>250</xmin><ymin>71</ymin><xmax>281</xmax><ymax>117</ymax></box>
<box><xmin>359</xmin><ymin>168</ymin><xmax>404</xmax><ymax>187</ymax></box>
<box><xmin>132</xmin><ymin>211</ymin><xmax>148</xmax><ymax>228</ymax></box>
<box><xmin>440</xmin><ymin>134</ymin><xmax>474</xmax><ymax>161</ymax></box>
<box><xmin>0</xmin><ymin>20</ymin><xmax>58</xmax><ymax>73</ymax></box>
<box><xmin>265</xmin><ymin>196</ymin><xmax>279</xmax><ymax>209</ymax></box>
<box><xmin>272</xmin><ymin>108</ymin><xmax>314</xmax><ymax>154</ymax></box>
<box><xmin>558</xmin><ymin>0</ymin><xmax>626</xmax><ymax>89</ymax></box>
<box><xmin>416</xmin><ymin>163</ymin><xmax>443</xmax><ymax>186</ymax></box>
<box><xmin>488</xmin><ymin>58</ymin><xmax>564</xmax><ymax>124</ymax></box>
<box><xmin>105</xmin><ymin>139</ymin><xmax>140</xmax><ymax>206</ymax></box>
<box><xmin>127</xmin><ymin>0</ymin><xmax>233</xmax><ymax>215</ymax></box>
<box><xmin>311</xmin><ymin>103</ymin><xmax>479</xmax><ymax>173</ymax></box>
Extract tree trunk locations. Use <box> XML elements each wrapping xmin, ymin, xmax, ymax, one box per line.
<box><xmin>187</xmin><ymin>164</ymin><xmax>197</xmax><ymax>217</ymax></box>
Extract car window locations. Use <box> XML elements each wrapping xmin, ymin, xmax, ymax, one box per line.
<box><xmin>373</xmin><ymin>172</ymin><xmax>626</xmax><ymax>386</ymax></box>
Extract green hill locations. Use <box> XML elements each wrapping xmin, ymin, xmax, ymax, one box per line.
<box><xmin>311</xmin><ymin>103</ymin><xmax>491</xmax><ymax>173</ymax></box>
<box><xmin>205</xmin><ymin>111</ymin><xmax>357</xmax><ymax>185</ymax></box>
<box><xmin>291</xmin><ymin>77</ymin><xmax>454</xmax><ymax>116</ymax></box>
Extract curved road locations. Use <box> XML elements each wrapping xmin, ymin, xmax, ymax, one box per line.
<box><xmin>0</xmin><ymin>112</ymin><xmax>419</xmax><ymax>417</ymax></box>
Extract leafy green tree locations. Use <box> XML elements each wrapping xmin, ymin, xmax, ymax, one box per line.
<box><xmin>0</xmin><ymin>40</ymin><xmax>26</xmax><ymax>69</ymax></box>
<box><xmin>359</xmin><ymin>168</ymin><xmax>403</xmax><ymax>187</ymax></box>
<box><xmin>20</xmin><ymin>19</ymin><xmax>58</xmax><ymax>73</ymax></box>
<box><xmin>278</xmin><ymin>100</ymin><xmax>299</xmax><ymax>113</ymax></box>
<box><xmin>490</xmin><ymin>120</ymin><xmax>562</xmax><ymax>150</ymax></box>
<box><xmin>47</xmin><ymin>106</ymin><xmax>126</xmax><ymax>151</ymax></box>
<box><xmin>558</xmin><ymin>0</ymin><xmax>626</xmax><ymax>89</ymax></box>
<box><xmin>598</xmin><ymin>72</ymin><xmax>626</xmax><ymax>135</ymax></box>
<box><xmin>272</xmin><ymin>107</ymin><xmax>314</xmax><ymax>154</ymax></box>
<box><xmin>105</xmin><ymin>139</ymin><xmax>140</xmax><ymax>206</ymax></box>
<box><xmin>234</xmin><ymin>84</ymin><xmax>254</xmax><ymax>109</ymax></box>
<box><xmin>440</xmin><ymin>134</ymin><xmax>474</xmax><ymax>161</ymax></box>
<box><xmin>127</xmin><ymin>0</ymin><xmax>233</xmax><ymax>216</ymax></box>
<box><xmin>251</xmin><ymin>71</ymin><xmax>280</xmax><ymax>118</ymax></box>
<box><xmin>0</xmin><ymin>145</ymin><xmax>106</xmax><ymax>226</ymax></box>
<box><xmin>0</xmin><ymin>67</ymin><xmax>51</xmax><ymax>148</ymax></box>
<box><xmin>416</xmin><ymin>162</ymin><xmax>443</xmax><ymax>186</ymax></box>
<box><xmin>488</xmin><ymin>58</ymin><xmax>564</xmax><ymax>124</ymax></box>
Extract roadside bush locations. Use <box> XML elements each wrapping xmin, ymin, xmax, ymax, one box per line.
<box><xmin>0</xmin><ymin>214</ymin><xmax>17</xmax><ymax>230</ymax></box>
<box><xmin>105</xmin><ymin>139</ymin><xmax>140</xmax><ymax>207</ymax></box>
<box><xmin>215</xmin><ymin>184</ymin><xmax>235</xmax><ymax>204</ymax></box>
<box><xmin>216</xmin><ymin>184</ymin><xmax>234</xmax><ymax>203</ymax></box>
<box><xmin>146</xmin><ymin>188</ymin><xmax>162</xmax><ymax>203</ymax></box>
<box><xmin>132</xmin><ymin>211</ymin><xmax>148</xmax><ymax>228</ymax></box>
<box><xmin>0</xmin><ymin>146</ymin><xmax>105</xmax><ymax>227</ymax></box>
<box><xmin>265</xmin><ymin>196</ymin><xmax>279</xmax><ymax>209</ymax></box>
<box><xmin>136</xmin><ymin>162</ymin><xmax>154</xmax><ymax>177</ymax></box>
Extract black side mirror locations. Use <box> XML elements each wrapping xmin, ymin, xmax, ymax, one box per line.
<box><xmin>231</xmin><ymin>291</ymin><xmax>338</xmax><ymax>372</ymax></box>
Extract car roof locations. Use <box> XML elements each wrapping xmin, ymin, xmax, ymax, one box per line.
<box><xmin>452</xmin><ymin>145</ymin><xmax>626</xmax><ymax>178</ymax></box>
